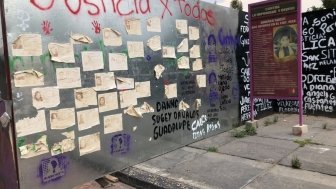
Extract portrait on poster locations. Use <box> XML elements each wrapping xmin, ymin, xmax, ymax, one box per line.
<box><xmin>273</xmin><ymin>25</ymin><xmax>297</xmax><ymax>62</ymax></box>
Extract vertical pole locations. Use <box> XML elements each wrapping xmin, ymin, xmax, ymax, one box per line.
<box><xmin>248</xmin><ymin>4</ymin><xmax>254</xmax><ymax>121</ymax></box>
<box><xmin>297</xmin><ymin>0</ymin><xmax>303</xmax><ymax>126</ymax></box>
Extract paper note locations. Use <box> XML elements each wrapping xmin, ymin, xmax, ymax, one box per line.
<box><xmin>127</xmin><ymin>41</ymin><xmax>145</xmax><ymax>58</ymax></box>
<box><xmin>147</xmin><ymin>35</ymin><xmax>161</xmax><ymax>51</ymax></box>
<box><xmin>194</xmin><ymin>99</ymin><xmax>201</xmax><ymax>110</ymax></box>
<box><xmin>98</xmin><ymin>92</ymin><xmax>119</xmax><ymax>113</ymax></box>
<box><xmin>71</xmin><ymin>33</ymin><xmax>93</xmax><ymax>44</ymax></box>
<box><xmin>94</xmin><ymin>72</ymin><xmax>117</xmax><ymax>91</ymax></box>
<box><xmin>11</xmin><ymin>34</ymin><xmax>42</xmax><ymax>56</ymax></box>
<box><xmin>165</xmin><ymin>83</ymin><xmax>177</xmax><ymax>99</ymax></box>
<box><xmin>51</xmin><ymin>131</ymin><xmax>75</xmax><ymax>156</ymax></box>
<box><xmin>14</xmin><ymin>70</ymin><xmax>44</xmax><ymax>87</ymax></box>
<box><xmin>32</xmin><ymin>87</ymin><xmax>60</xmax><ymax>109</ymax></box>
<box><xmin>162</xmin><ymin>46</ymin><xmax>176</xmax><ymax>58</ymax></box>
<box><xmin>79</xmin><ymin>132</ymin><xmax>101</xmax><ymax>156</ymax></box>
<box><xmin>82</xmin><ymin>51</ymin><xmax>104</xmax><ymax>71</ymax></box>
<box><xmin>147</xmin><ymin>17</ymin><xmax>161</xmax><ymax>32</ymax></box>
<box><xmin>74</xmin><ymin>88</ymin><xmax>97</xmax><ymax>109</ymax></box>
<box><xmin>179</xmin><ymin>100</ymin><xmax>190</xmax><ymax>111</ymax></box>
<box><xmin>116</xmin><ymin>77</ymin><xmax>135</xmax><ymax>90</ymax></box>
<box><xmin>135</xmin><ymin>81</ymin><xmax>151</xmax><ymax>98</ymax></box>
<box><xmin>177</xmin><ymin>38</ymin><xmax>189</xmax><ymax>53</ymax></box>
<box><xmin>125</xmin><ymin>18</ymin><xmax>142</xmax><ymax>35</ymax></box>
<box><xmin>196</xmin><ymin>75</ymin><xmax>207</xmax><ymax>88</ymax></box>
<box><xmin>140</xmin><ymin>102</ymin><xmax>154</xmax><ymax>114</ymax></box>
<box><xmin>77</xmin><ymin>108</ymin><xmax>100</xmax><ymax>131</ymax></box>
<box><xmin>192</xmin><ymin>59</ymin><xmax>203</xmax><ymax>71</ymax></box>
<box><xmin>124</xmin><ymin>105</ymin><xmax>143</xmax><ymax>118</ymax></box>
<box><xmin>189</xmin><ymin>26</ymin><xmax>200</xmax><ymax>40</ymax></box>
<box><xmin>48</xmin><ymin>43</ymin><xmax>75</xmax><ymax>63</ymax></box>
<box><xmin>176</xmin><ymin>20</ymin><xmax>188</xmax><ymax>34</ymax></box>
<box><xmin>103</xmin><ymin>28</ymin><xmax>122</xmax><ymax>46</ymax></box>
<box><xmin>19</xmin><ymin>135</ymin><xmax>49</xmax><ymax>159</ymax></box>
<box><xmin>16</xmin><ymin>110</ymin><xmax>47</xmax><ymax>137</ymax></box>
<box><xmin>154</xmin><ymin>64</ymin><xmax>165</xmax><ymax>79</ymax></box>
<box><xmin>190</xmin><ymin>45</ymin><xmax>201</xmax><ymax>58</ymax></box>
<box><xmin>119</xmin><ymin>90</ymin><xmax>138</xmax><ymax>108</ymax></box>
<box><xmin>50</xmin><ymin>108</ymin><xmax>76</xmax><ymax>130</ymax></box>
<box><xmin>177</xmin><ymin>56</ymin><xmax>190</xmax><ymax>69</ymax></box>
<box><xmin>109</xmin><ymin>53</ymin><xmax>128</xmax><ymax>71</ymax></box>
<box><xmin>104</xmin><ymin>114</ymin><xmax>123</xmax><ymax>134</ymax></box>
<box><xmin>56</xmin><ymin>68</ymin><xmax>81</xmax><ymax>89</ymax></box>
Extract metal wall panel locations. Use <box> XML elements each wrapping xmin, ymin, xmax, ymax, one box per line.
<box><xmin>3</xmin><ymin>1</ymin><xmax>242</xmax><ymax>188</ymax></box>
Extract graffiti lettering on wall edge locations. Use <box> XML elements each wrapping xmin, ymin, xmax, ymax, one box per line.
<box><xmin>192</xmin><ymin>115</ymin><xmax>220</xmax><ymax>140</ymax></box>
<box><xmin>38</xmin><ymin>155</ymin><xmax>69</xmax><ymax>184</ymax></box>
<box><xmin>153</xmin><ymin>99</ymin><xmax>199</xmax><ymax>140</ymax></box>
<box><xmin>111</xmin><ymin>133</ymin><xmax>131</xmax><ymax>155</ymax></box>
<box><xmin>29</xmin><ymin>0</ymin><xmax>215</xmax><ymax>26</ymax></box>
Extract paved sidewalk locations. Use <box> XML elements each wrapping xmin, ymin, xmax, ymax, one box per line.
<box><xmin>119</xmin><ymin>114</ymin><xmax>336</xmax><ymax>189</ymax></box>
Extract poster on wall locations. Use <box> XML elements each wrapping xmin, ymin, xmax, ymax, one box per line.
<box><xmin>249</xmin><ymin>0</ymin><xmax>300</xmax><ymax>98</ymax></box>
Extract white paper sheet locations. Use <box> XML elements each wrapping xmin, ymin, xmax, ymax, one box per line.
<box><xmin>19</xmin><ymin>135</ymin><xmax>49</xmax><ymax>159</ymax></box>
<box><xmin>177</xmin><ymin>38</ymin><xmax>189</xmax><ymax>53</ymax></box>
<box><xmin>11</xmin><ymin>34</ymin><xmax>42</xmax><ymax>56</ymax></box>
<box><xmin>135</xmin><ymin>81</ymin><xmax>151</xmax><ymax>98</ymax></box>
<box><xmin>177</xmin><ymin>56</ymin><xmax>190</xmax><ymax>69</ymax></box>
<box><xmin>71</xmin><ymin>33</ymin><xmax>93</xmax><ymax>44</ymax></box>
<box><xmin>50</xmin><ymin>108</ymin><xmax>76</xmax><ymax>130</ymax></box>
<box><xmin>162</xmin><ymin>46</ymin><xmax>176</xmax><ymax>58</ymax></box>
<box><xmin>14</xmin><ymin>70</ymin><xmax>44</xmax><ymax>87</ymax></box>
<box><xmin>165</xmin><ymin>83</ymin><xmax>177</xmax><ymax>99</ymax></box>
<box><xmin>176</xmin><ymin>20</ymin><xmax>188</xmax><ymax>34</ymax></box>
<box><xmin>77</xmin><ymin>108</ymin><xmax>100</xmax><ymax>131</ymax></box>
<box><xmin>116</xmin><ymin>77</ymin><xmax>135</xmax><ymax>90</ymax></box>
<box><xmin>196</xmin><ymin>75</ymin><xmax>207</xmax><ymax>88</ymax></box>
<box><xmin>103</xmin><ymin>28</ymin><xmax>122</xmax><ymax>46</ymax></box>
<box><xmin>16</xmin><ymin>110</ymin><xmax>47</xmax><ymax>137</ymax></box>
<box><xmin>189</xmin><ymin>26</ymin><xmax>200</xmax><ymax>40</ymax></box>
<box><xmin>179</xmin><ymin>100</ymin><xmax>190</xmax><ymax>111</ymax></box>
<box><xmin>32</xmin><ymin>87</ymin><xmax>60</xmax><ymax>109</ymax></box>
<box><xmin>56</xmin><ymin>68</ymin><xmax>82</xmax><ymax>89</ymax></box>
<box><xmin>48</xmin><ymin>43</ymin><xmax>75</xmax><ymax>63</ymax></box>
<box><xmin>79</xmin><ymin>132</ymin><xmax>101</xmax><ymax>156</ymax></box>
<box><xmin>147</xmin><ymin>35</ymin><xmax>161</xmax><ymax>51</ymax></box>
<box><xmin>147</xmin><ymin>17</ymin><xmax>161</xmax><ymax>32</ymax></box>
<box><xmin>190</xmin><ymin>45</ymin><xmax>201</xmax><ymax>58</ymax></box>
<box><xmin>125</xmin><ymin>18</ymin><xmax>142</xmax><ymax>35</ymax></box>
<box><xmin>74</xmin><ymin>88</ymin><xmax>97</xmax><ymax>109</ymax></box>
<box><xmin>192</xmin><ymin>59</ymin><xmax>203</xmax><ymax>71</ymax></box>
<box><xmin>104</xmin><ymin>114</ymin><xmax>123</xmax><ymax>134</ymax></box>
<box><xmin>98</xmin><ymin>92</ymin><xmax>119</xmax><ymax>113</ymax></box>
<box><xmin>154</xmin><ymin>64</ymin><xmax>165</xmax><ymax>79</ymax></box>
<box><xmin>119</xmin><ymin>90</ymin><xmax>138</xmax><ymax>108</ymax></box>
<box><xmin>109</xmin><ymin>53</ymin><xmax>128</xmax><ymax>71</ymax></box>
<box><xmin>124</xmin><ymin>105</ymin><xmax>143</xmax><ymax>118</ymax></box>
<box><xmin>127</xmin><ymin>41</ymin><xmax>145</xmax><ymax>58</ymax></box>
<box><xmin>94</xmin><ymin>72</ymin><xmax>117</xmax><ymax>91</ymax></box>
<box><xmin>81</xmin><ymin>51</ymin><xmax>104</xmax><ymax>71</ymax></box>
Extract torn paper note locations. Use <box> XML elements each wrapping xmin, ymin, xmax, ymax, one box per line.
<box><xmin>32</xmin><ymin>87</ymin><xmax>60</xmax><ymax>109</ymax></box>
<box><xmin>177</xmin><ymin>38</ymin><xmax>189</xmax><ymax>53</ymax></box>
<box><xmin>116</xmin><ymin>77</ymin><xmax>135</xmax><ymax>90</ymax></box>
<box><xmin>124</xmin><ymin>105</ymin><xmax>143</xmax><ymax>118</ymax></box>
<box><xmin>192</xmin><ymin>59</ymin><xmax>203</xmax><ymax>71</ymax></box>
<box><xmin>119</xmin><ymin>90</ymin><xmax>138</xmax><ymax>108</ymax></box>
<box><xmin>194</xmin><ymin>99</ymin><xmax>201</xmax><ymax>110</ymax></box>
<box><xmin>176</xmin><ymin>19</ymin><xmax>188</xmax><ymax>34</ymax></box>
<box><xmin>79</xmin><ymin>132</ymin><xmax>101</xmax><ymax>156</ymax></box>
<box><xmin>14</xmin><ymin>70</ymin><xmax>44</xmax><ymax>87</ymax></box>
<box><xmin>109</xmin><ymin>53</ymin><xmax>128</xmax><ymax>71</ymax></box>
<box><xmin>125</xmin><ymin>18</ymin><xmax>142</xmax><ymax>35</ymax></box>
<box><xmin>190</xmin><ymin>45</ymin><xmax>201</xmax><ymax>58</ymax></box>
<box><xmin>189</xmin><ymin>26</ymin><xmax>200</xmax><ymax>40</ymax></box>
<box><xmin>51</xmin><ymin>131</ymin><xmax>75</xmax><ymax>156</ymax></box>
<box><xmin>56</xmin><ymin>68</ymin><xmax>81</xmax><ymax>89</ymax></box>
<box><xmin>74</xmin><ymin>88</ymin><xmax>97</xmax><ymax>109</ymax></box>
<box><xmin>103</xmin><ymin>28</ymin><xmax>122</xmax><ymax>46</ymax></box>
<box><xmin>82</xmin><ymin>51</ymin><xmax>104</xmax><ymax>71</ymax></box>
<box><xmin>98</xmin><ymin>92</ymin><xmax>119</xmax><ymax>113</ymax></box>
<box><xmin>154</xmin><ymin>64</ymin><xmax>165</xmax><ymax>79</ymax></box>
<box><xmin>162</xmin><ymin>46</ymin><xmax>176</xmax><ymax>58</ymax></box>
<box><xmin>127</xmin><ymin>41</ymin><xmax>144</xmax><ymax>58</ymax></box>
<box><xmin>71</xmin><ymin>33</ymin><xmax>93</xmax><ymax>44</ymax></box>
<box><xmin>135</xmin><ymin>81</ymin><xmax>151</xmax><ymax>98</ymax></box>
<box><xmin>11</xmin><ymin>34</ymin><xmax>42</xmax><ymax>56</ymax></box>
<box><xmin>147</xmin><ymin>17</ymin><xmax>161</xmax><ymax>32</ymax></box>
<box><xmin>196</xmin><ymin>75</ymin><xmax>207</xmax><ymax>88</ymax></box>
<box><xmin>77</xmin><ymin>108</ymin><xmax>100</xmax><ymax>131</ymax></box>
<box><xmin>48</xmin><ymin>43</ymin><xmax>75</xmax><ymax>63</ymax></box>
<box><xmin>104</xmin><ymin>114</ymin><xmax>123</xmax><ymax>134</ymax></box>
<box><xmin>94</xmin><ymin>72</ymin><xmax>116</xmax><ymax>91</ymax></box>
<box><xmin>147</xmin><ymin>35</ymin><xmax>161</xmax><ymax>51</ymax></box>
<box><xmin>165</xmin><ymin>83</ymin><xmax>177</xmax><ymax>99</ymax></box>
<box><xmin>50</xmin><ymin>108</ymin><xmax>76</xmax><ymax>130</ymax></box>
<box><xmin>19</xmin><ymin>135</ymin><xmax>49</xmax><ymax>159</ymax></box>
<box><xmin>140</xmin><ymin>102</ymin><xmax>154</xmax><ymax>114</ymax></box>
<box><xmin>179</xmin><ymin>100</ymin><xmax>190</xmax><ymax>111</ymax></box>
<box><xmin>16</xmin><ymin>110</ymin><xmax>47</xmax><ymax>137</ymax></box>
<box><xmin>177</xmin><ymin>56</ymin><xmax>190</xmax><ymax>69</ymax></box>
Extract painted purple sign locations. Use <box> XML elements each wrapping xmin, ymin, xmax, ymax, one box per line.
<box><xmin>38</xmin><ymin>155</ymin><xmax>69</xmax><ymax>184</ymax></box>
<box><xmin>111</xmin><ymin>133</ymin><xmax>131</xmax><ymax>155</ymax></box>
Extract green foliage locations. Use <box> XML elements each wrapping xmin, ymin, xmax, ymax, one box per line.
<box><xmin>264</xmin><ymin>119</ymin><xmax>272</xmax><ymax>126</ymax></box>
<box><xmin>207</xmin><ymin>147</ymin><xmax>218</xmax><ymax>152</ymax></box>
<box><xmin>230</xmin><ymin>0</ymin><xmax>243</xmax><ymax>11</ymax></box>
<box><xmin>17</xmin><ymin>137</ymin><xmax>25</xmax><ymax>147</ymax></box>
<box><xmin>245</xmin><ymin>125</ymin><xmax>257</xmax><ymax>136</ymax></box>
<box><xmin>308</xmin><ymin>0</ymin><xmax>336</xmax><ymax>11</ymax></box>
<box><xmin>294</xmin><ymin>139</ymin><xmax>321</xmax><ymax>147</ymax></box>
<box><xmin>291</xmin><ymin>156</ymin><xmax>301</xmax><ymax>169</ymax></box>
<box><xmin>273</xmin><ymin>116</ymin><xmax>279</xmax><ymax>123</ymax></box>
<box><xmin>322</xmin><ymin>123</ymin><xmax>328</xmax><ymax>130</ymax></box>
<box><xmin>231</xmin><ymin>125</ymin><xmax>257</xmax><ymax>138</ymax></box>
